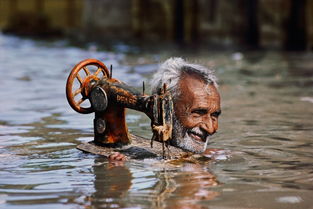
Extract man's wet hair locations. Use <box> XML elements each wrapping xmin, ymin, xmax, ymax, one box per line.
<box><xmin>150</xmin><ymin>57</ymin><xmax>218</xmax><ymax>99</ymax></box>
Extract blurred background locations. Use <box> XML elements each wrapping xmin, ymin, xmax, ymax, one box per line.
<box><xmin>1</xmin><ymin>1</ymin><xmax>313</xmax><ymax>209</ymax></box>
<box><xmin>0</xmin><ymin>0</ymin><xmax>311</xmax><ymax>50</ymax></box>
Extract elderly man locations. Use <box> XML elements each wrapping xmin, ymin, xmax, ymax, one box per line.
<box><xmin>150</xmin><ymin>57</ymin><xmax>221</xmax><ymax>154</ymax></box>
<box><xmin>109</xmin><ymin>58</ymin><xmax>221</xmax><ymax>160</ymax></box>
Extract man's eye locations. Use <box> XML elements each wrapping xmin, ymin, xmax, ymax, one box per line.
<box><xmin>191</xmin><ymin>109</ymin><xmax>208</xmax><ymax>115</ymax></box>
<box><xmin>211</xmin><ymin>110</ymin><xmax>221</xmax><ymax>118</ymax></box>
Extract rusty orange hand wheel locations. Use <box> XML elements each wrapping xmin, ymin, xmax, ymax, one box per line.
<box><xmin>66</xmin><ymin>59</ymin><xmax>110</xmax><ymax>114</ymax></box>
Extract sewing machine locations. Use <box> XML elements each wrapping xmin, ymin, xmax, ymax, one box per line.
<box><xmin>66</xmin><ymin>59</ymin><xmax>174</xmax><ymax>157</ymax></box>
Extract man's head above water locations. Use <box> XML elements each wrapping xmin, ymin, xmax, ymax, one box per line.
<box><xmin>151</xmin><ymin>58</ymin><xmax>221</xmax><ymax>153</ymax></box>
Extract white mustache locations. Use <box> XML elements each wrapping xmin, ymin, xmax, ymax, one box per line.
<box><xmin>189</xmin><ymin>127</ymin><xmax>208</xmax><ymax>138</ymax></box>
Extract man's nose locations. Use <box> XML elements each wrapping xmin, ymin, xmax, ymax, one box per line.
<box><xmin>200</xmin><ymin>117</ymin><xmax>218</xmax><ymax>135</ymax></box>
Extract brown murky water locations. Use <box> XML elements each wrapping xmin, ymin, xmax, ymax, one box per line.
<box><xmin>0</xmin><ymin>34</ymin><xmax>313</xmax><ymax>209</ymax></box>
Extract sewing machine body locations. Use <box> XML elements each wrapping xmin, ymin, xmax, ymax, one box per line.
<box><xmin>66</xmin><ymin>59</ymin><xmax>176</xmax><ymax>158</ymax></box>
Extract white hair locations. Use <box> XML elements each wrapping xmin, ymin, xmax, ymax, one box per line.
<box><xmin>150</xmin><ymin>57</ymin><xmax>217</xmax><ymax>98</ymax></box>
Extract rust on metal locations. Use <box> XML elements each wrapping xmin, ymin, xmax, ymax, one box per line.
<box><xmin>66</xmin><ymin>59</ymin><xmax>174</xmax><ymax>158</ymax></box>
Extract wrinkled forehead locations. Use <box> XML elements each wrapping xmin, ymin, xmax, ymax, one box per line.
<box><xmin>176</xmin><ymin>74</ymin><xmax>220</xmax><ymax>108</ymax></box>
<box><xmin>178</xmin><ymin>73</ymin><xmax>218</xmax><ymax>95</ymax></box>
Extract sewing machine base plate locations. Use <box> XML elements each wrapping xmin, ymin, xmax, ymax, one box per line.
<box><xmin>77</xmin><ymin>134</ymin><xmax>188</xmax><ymax>160</ymax></box>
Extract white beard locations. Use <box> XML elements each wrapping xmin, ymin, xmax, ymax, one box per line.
<box><xmin>171</xmin><ymin>114</ymin><xmax>210</xmax><ymax>153</ymax></box>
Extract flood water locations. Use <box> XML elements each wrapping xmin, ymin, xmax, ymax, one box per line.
<box><xmin>0</xmin><ymin>33</ymin><xmax>313</xmax><ymax>209</ymax></box>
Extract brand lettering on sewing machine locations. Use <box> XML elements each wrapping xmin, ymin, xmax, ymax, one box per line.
<box><xmin>116</xmin><ymin>95</ymin><xmax>136</xmax><ymax>104</ymax></box>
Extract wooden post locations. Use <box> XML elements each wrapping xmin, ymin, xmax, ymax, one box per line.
<box><xmin>35</xmin><ymin>0</ymin><xmax>44</xmax><ymax>13</ymax></box>
<box><xmin>9</xmin><ymin>0</ymin><xmax>18</xmax><ymax>13</ymax></box>
<box><xmin>67</xmin><ymin>0</ymin><xmax>76</xmax><ymax>27</ymax></box>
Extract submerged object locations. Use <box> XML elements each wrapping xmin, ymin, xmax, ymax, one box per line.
<box><xmin>66</xmin><ymin>59</ymin><xmax>184</xmax><ymax>159</ymax></box>
<box><xmin>77</xmin><ymin>134</ymin><xmax>187</xmax><ymax>160</ymax></box>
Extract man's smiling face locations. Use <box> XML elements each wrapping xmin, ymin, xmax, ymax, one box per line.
<box><xmin>171</xmin><ymin>72</ymin><xmax>221</xmax><ymax>153</ymax></box>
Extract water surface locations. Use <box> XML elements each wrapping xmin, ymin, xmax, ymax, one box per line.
<box><xmin>0</xmin><ymin>34</ymin><xmax>313</xmax><ymax>209</ymax></box>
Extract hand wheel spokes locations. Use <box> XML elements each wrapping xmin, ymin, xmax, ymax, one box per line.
<box><xmin>83</xmin><ymin>67</ymin><xmax>91</xmax><ymax>76</ymax></box>
<box><xmin>66</xmin><ymin>59</ymin><xmax>109</xmax><ymax>114</ymax></box>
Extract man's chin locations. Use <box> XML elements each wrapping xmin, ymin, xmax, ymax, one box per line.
<box><xmin>171</xmin><ymin>117</ymin><xmax>209</xmax><ymax>153</ymax></box>
<box><xmin>176</xmin><ymin>134</ymin><xmax>208</xmax><ymax>154</ymax></box>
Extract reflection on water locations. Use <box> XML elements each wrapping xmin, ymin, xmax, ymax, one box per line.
<box><xmin>0</xmin><ymin>33</ymin><xmax>313</xmax><ymax>208</ymax></box>
<box><xmin>91</xmin><ymin>158</ymin><xmax>133</xmax><ymax>208</ymax></box>
<box><xmin>90</xmin><ymin>158</ymin><xmax>218</xmax><ymax>209</ymax></box>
